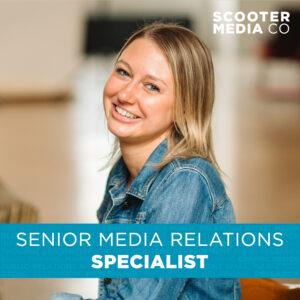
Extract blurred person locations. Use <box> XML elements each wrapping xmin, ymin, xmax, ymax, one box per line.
<box><xmin>52</xmin><ymin>22</ymin><xmax>241</xmax><ymax>300</ymax></box>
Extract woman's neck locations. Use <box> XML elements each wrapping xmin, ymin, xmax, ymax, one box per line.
<box><xmin>120</xmin><ymin>136</ymin><xmax>166</xmax><ymax>187</ymax></box>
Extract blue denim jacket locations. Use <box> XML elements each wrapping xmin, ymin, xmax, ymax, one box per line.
<box><xmin>51</xmin><ymin>140</ymin><xmax>241</xmax><ymax>300</ymax></box>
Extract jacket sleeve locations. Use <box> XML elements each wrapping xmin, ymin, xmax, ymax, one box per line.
<box><xmin>51</xmin><ymin>293</ymin><xmax>84</xmax><ymax>300</ymax></box>
<box><xmin>51</xmin><ymin>279</ymin><xmax>188</xmax><ymax>300</ymax></box>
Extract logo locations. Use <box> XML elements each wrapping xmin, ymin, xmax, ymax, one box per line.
<box><xmin>213</xmin><ymin>11</ymin><xmax>290</xmax><ymax>34</ymax></box>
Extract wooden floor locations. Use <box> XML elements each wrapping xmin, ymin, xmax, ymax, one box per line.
<box><xmin>0</xmin><ymin>55</ymin><xmax>299</xmax><ymax>299</ymax></box>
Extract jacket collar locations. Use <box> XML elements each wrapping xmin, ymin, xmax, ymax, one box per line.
<box><xmin>108</xmin><ymin>140</ymin><xmax>167</xmax><ymax>201</ymax></box>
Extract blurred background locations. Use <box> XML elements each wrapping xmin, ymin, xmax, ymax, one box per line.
<box><xmin>0</xmin><ymin>0</ymin><xmax>299</xmax><ymax>299</ymax></box>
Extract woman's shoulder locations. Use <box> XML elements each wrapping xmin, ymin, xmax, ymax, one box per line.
<box><xmin>156</xmin><ymin>157</ymin><xmax>227</xmax><ymax>206</ymax></box>
<box><xmin>173</xmin><ymin>157</ymin><xmax>219</xmax><ymax>175</ymax></box>
<box><xmin>161</xmin><ymin>157</ymin><xmax>223</xmax><ymax>187</ymax></box>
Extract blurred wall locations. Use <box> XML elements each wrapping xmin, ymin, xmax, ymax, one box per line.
<box><xmin>86</xmin><ymin>0</ymin><xmax>213</xmax><ymax>49</ymax></box>
<box><xmin>0</xmin><ymin>0</ymin><xmax>215</xmax><ymax>99</ymax></box>
<box><xmin>0</xmin><ymin>0</ymin><xmax>86</xmax><ymax>97</ymax></box>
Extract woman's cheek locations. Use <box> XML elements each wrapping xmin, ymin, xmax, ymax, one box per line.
<box><xmin>103</xmin><ymin>77</ymin><xmax>115</xmax><ymax>97</ymax></box>
<box><xmin>103</xmin><ymin>99</ymin><xmax>110</xmax><ymax>119</ymax></box>
<box><xmin>140</xmin><ymin>98</ymin><xmax>159</xmax><ymax>115</ymax></box>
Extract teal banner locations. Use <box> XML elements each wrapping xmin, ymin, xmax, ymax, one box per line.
<box><xmin>0</xmin><ymin>224</ymin><xmax>299</xmax><ymax>278</ymax></box>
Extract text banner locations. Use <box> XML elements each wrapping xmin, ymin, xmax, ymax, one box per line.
<box><xmin>0</xmin><ymin>224</ymin><xmax>299</xmax><ymax>278</ymax></box>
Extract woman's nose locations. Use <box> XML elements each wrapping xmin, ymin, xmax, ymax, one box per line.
<box><xmin>117</xmin><ymin>82</ymin><xmax>138</xmax><ymax>104</ymax></box>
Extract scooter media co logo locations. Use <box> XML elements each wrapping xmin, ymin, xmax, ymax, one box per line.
<box><xmin>213</xmin><ymin>11</ymin><xmax>290</xmax><ymax>34</ymax></box>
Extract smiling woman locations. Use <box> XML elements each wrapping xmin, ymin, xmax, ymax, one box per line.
<box><xmin>103</xmin><ymin>37</ymin><xmax>175</xmax><ymax>186</ymax></box>
<box><xmin>104</xmin><ymin>37</ymin><xmax>174</xmax><ymax>141</ymax></box>
<box><xmin>52</xmin><ymin>22</ymin><xmax>241</xmax><ymax>300</ymax></box>
<box><xmin>104</xmin><ymin>38</ymin><xmax>174</xmax><ymax>144</ymax></box>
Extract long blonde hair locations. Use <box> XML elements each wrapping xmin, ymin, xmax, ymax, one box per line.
<box><xmin>109</xmin><ymin>22</ymin><xmax>219</xmax><ymax>171</ymax></box>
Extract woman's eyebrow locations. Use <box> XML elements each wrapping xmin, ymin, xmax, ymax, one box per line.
<box><xmin>116</xmin><ymin>59</ymin><xmax>167</xmax><ymax>87</ymax></box>
<box><xmin>144</xmin><ymin>74</ymin><xmax>167</xmax><ymax>87</ymax></box>
<box><xmin>116</xmin><ymin>59</ymin><xmax>132</xmax><ymax>72</ymax></box>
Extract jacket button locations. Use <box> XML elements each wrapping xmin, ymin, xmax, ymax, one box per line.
<box><xmin>122</xmin><ymin>201</ymin><xmax>130</xmax><ymax>210</ymax></box>
<box><xmin>104</xmin><ymin>278</ymin><xmax>112</xmax><ymax>284</ymax></box>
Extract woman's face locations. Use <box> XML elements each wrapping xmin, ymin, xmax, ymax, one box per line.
<box><xmin>103</xmin><ymin>38</ymin><xmax>175</xmax><ymax>144</ymax></box>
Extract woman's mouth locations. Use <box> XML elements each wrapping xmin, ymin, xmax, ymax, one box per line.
<box><xmin>112</xmin><ymin>104</ymin><xmax>141</xmax><ymax>123</ymax></box>
<box><xmin>115</xmin><ymin>105</ymin><xmax>138</xmax><ymax>119</ymax></box>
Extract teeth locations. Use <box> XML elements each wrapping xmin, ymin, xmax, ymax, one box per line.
<box><xmin>115</xmin><ymin>105</ymin><xmax>137</xmax><ymax>119</ymax></box>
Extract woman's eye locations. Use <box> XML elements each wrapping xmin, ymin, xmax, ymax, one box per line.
<box><xmin>146</xmin><ymin>83</ymin><xmax>160</xmax><ymax>92</ymax></box>
<box><xmin>116</xmin><ymin>68</ymin><xmax>129</xmax><ymax>77</ymax></box>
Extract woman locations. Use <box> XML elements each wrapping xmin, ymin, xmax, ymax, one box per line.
<box><xmin>52</xmin><ymin>22</ymin><xmax>241</xmax><ymax>300</ymax></box>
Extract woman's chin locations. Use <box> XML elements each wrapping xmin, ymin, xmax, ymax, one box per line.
<box><xmin>108</xmin><ymin>128</ymin><xmax>145</xmax><ymax>144</ymax></box>
<box><xmin>108</xmin><ymin>126</ymin><xmax>135</xmax><ymax>141</ymax></box>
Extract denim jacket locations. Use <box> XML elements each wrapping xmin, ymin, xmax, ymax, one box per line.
<box><xmin>51</xmin><ymin>140</ymin><xmax>241</xmax><ymax>300</ymax></box>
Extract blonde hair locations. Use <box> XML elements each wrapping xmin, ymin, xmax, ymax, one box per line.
<box><xmin>109</xmin><ymin>22</ymin><xmax>219</xmax><ymax>172</ymax></box>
